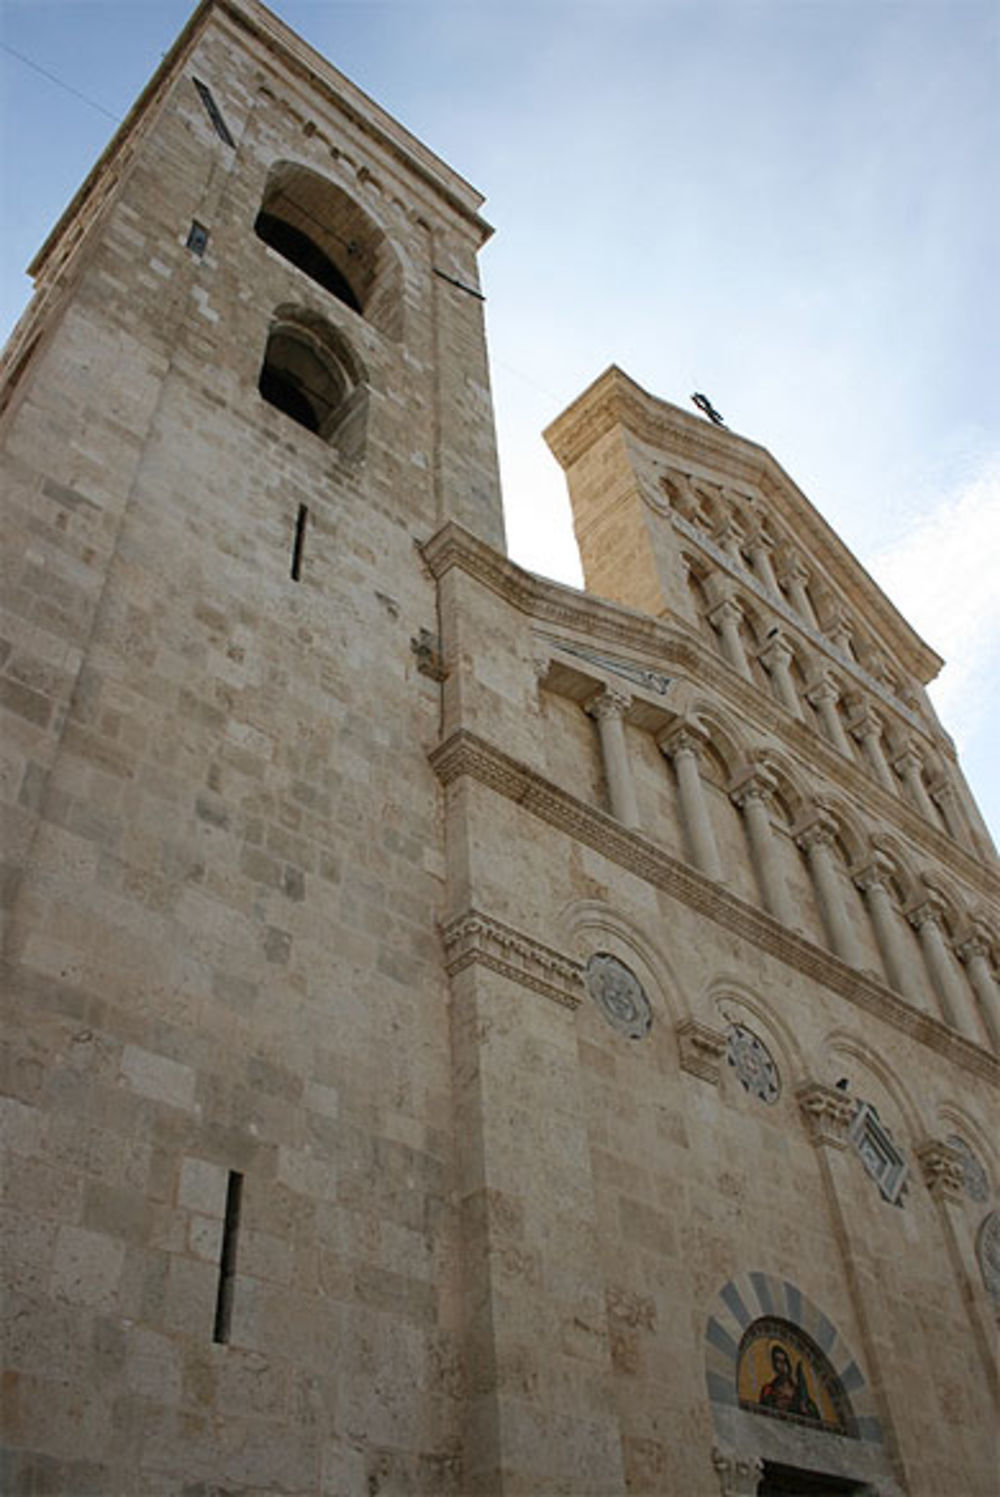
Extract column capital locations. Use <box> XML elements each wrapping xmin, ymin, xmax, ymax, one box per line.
<box><xmin>778</xmin><ymin>552</ymin><xmax>810</xmax><ymax>587</ymax></box>
<box><xmin>805</xmin><ymin>671</ymin><xmax>842</xmax><ymax>707</ymax></box>
<box><xmin>757</xmin><ymin>630</ymin><xmax>794</xmax><ymax>669</ymax></box>
<box><xmin>729</xmin><ymin>764</ymin><xmax>777</xmax><ymax>811</ymax></box>
<box><xmin>657</xmin><ymin>719</ymin><xmax>708</xmax><ymax>762</ymax></box>
<box><xmin>794</xmin><ymin>812</ymin><xmax>838</xmax><ymax>855</ymax></box>
<box><xmin>706</xmin><ymin>595</ymin><xmax>744</xmax><ymax>630</ymax></box>
<box><xmin>852</xmin><ymin>852</ymin><xmax>896</xmax><ymax>895</ymax></box>
<box><xmin>848</xmin><ymin>702</ymin><xmax>885</xmax><ymax>740</ymax></box>
<box><xmin>908</xmin><ymin>896</ymin><xmax>945</xmax><ymax>933</ymax></box>
<box><xmin>892</xmin><ymin>741</ymin><xmax>925</xmax><ymax>775</ymax></box>
<box><xmin>914</xmin><ymin>1137</ymin><xmax>965</xmax><ymax>1204</ymax></box>
<box><xmin>713</xmin><ymin>518</ymin><xmax>745</xmax><ymax>560</ymax></box>
<box><xmin>956</xmin><ymin>928</ymin><xmax>994</xmax><ymax>965</ymax></box>
<box><xmin>796</xmin><ymin>1081</ymin><xmax>856</xmax><ymax>1149</ymax></box>
<box><xmin>712</xmin><ymin>1447</ymin><xmax>764</xmax><ymax>1497</ymax></box>
<box><xmin>584</xmin><ymin>684</ymin><xmax>631</xmax><ymax>722</ymax></box>
<box><xmin>676</xmin><ymin>1019</ymin><xmax>727</xmax><ymax>1084</ymax></box>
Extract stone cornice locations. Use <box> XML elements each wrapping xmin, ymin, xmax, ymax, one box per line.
<box><xmin>422</xmin><ymin>522</ymin><xmax>998</xmax><ymax>904</ymax></box>
<box><xmin>430</xmin><ymin>728</ymin><xmax>999</xmax><ymax>1084</ymax></box>
<box><xmin>541</xmin><ymin>365</ymin><xmax>941</xmax><ymax>684</ymax></box>
<box><xmin>440</xmin><ymin>907</ymin><xmax>583</xmax><ymax>1009</ymax></box>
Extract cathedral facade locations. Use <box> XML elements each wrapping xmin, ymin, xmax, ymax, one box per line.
<box><xmin>1</xmin><ymin>3</ymin><xmax>997</xmax><ymax>1493</ymax></box>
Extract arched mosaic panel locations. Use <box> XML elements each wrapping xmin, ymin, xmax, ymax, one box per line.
<box><xmin>704</xmin><ymin>1271</ymin><xmax>883</xmax><ymax>1446</ymax></box>
<box><xmin>737</xmin><ymin>1316</ymin><xmax>851</xmax><ymax>1433</ymax></box>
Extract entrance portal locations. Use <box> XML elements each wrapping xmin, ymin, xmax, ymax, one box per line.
<box><xmin>758</xmin><ymin>1462</ymin><xmax>868</xmax><ymax>1496</ymax></box>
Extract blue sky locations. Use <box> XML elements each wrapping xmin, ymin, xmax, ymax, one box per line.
<box><xmin>2</xmin><ymin>0</ymin><xmax>997</xmax><ymax>839</ymax></box>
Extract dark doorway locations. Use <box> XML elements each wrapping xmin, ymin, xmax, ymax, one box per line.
<box><xmin>759</xmin><ymin>1462</ymin><xmax>867</xmax><ymax>1496</ymax></box>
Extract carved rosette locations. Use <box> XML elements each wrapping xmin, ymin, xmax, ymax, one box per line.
<box><xmin>677</xmin><ymin>1019</ymin><xmax>727</xmax><ymax>1084</ymax></box>
<box><xmin>976</xmin><ymin>1212</ymin><xmax>1000</xmax><ymax>1316</ymax></box>
<box><xmin>585</xmin><ymin>953</ymin><xmax>652</xmax><ymax>1038</ymax></box>
<box><xmin>914</xmin><ymin>1138</ymin><xmax>965</xmax><ymax>1204</ymax></box>
<box><xmin>726</xmin><ymin>1023</ymin><xmax>780</xmax><ymax>1103</ymax></box>
<box><xmin>796</xmin><ymin>1081</ymin><xmax>856</xmax><ymax>1149</ymax></box>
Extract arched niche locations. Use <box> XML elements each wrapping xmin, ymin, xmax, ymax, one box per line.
<box><xmin>255</xmin><ymin>161</ymin><xmax>403</xmax><ymax>340</ymax></box>
<box><xmin>258</xmin><ymin>307</ymin><xmax>368</xmax><ymax>460</ymax></box>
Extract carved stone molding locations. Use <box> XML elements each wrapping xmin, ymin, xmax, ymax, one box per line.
<box><xmin>429</xmin><ymin>729</ymin><xmax>999</xmax><ymax>1082</ymax></box>
<box><xmin>796</xmin><ymin>1081</ymin><xmax>857</xmax><ymax>1149</ymax></box>
<box><xmin>550</xmin><ymin>638</ymin><xmax>673</xmax><ymax>697</ymax></box>
<box><xmin>914</xmin><ymin>1137</ymin><xmax>965</xmax><ymax>1204</ymax></box>
<box><xmin>711</xmin><ymin>1447</ymin><xmax>764</xmax><ymax>1497</ymax></box>
<box><xmin>440</xmin><ymin>908</ymin><xmax>583</xmax><ymax>1010</ymax></box>
<box><xmin>677</xmin><ymin>1019</ymin><xmax>727</xmax><ymax>1083</ymax></box>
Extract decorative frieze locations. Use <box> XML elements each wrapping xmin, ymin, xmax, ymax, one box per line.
<box><xmin>441</xmin><ymin>908</ymin><xmax>583</xmax><ymax>1010</ymax></box>
<box><xmin>914</xmin><ymin>1138</ymin><xmax>965</xmax><ymax>1204</ymax></box>
<box><xmin>796</xmin><ymin>1081</ymin><xmax>857</xmax><ymax>1149</ymax></box>
<box><xmin>677</xmin><ymin>1019</ymin><xmax>727</xmax><ymax>1084</ymax></box>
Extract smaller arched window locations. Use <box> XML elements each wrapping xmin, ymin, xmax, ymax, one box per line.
<box><xmin>737</xmin><ymin>1318</ymin><xmax>854</xmax><ymax>1436</ymax></box>
<box><xmin>258</xmin><ymin>308</ymin><xmax>368</xmax><ymax>461</ymax></box>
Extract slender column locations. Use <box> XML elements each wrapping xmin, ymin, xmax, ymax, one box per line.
<box><xmin>930</xmin><ymin>777</ymin><xmax>967</xmax><ymax>841</ymax></box>
<box><xmin>956</xmin><ymin>933</ymin><xmax>1000</xmax><ymax>1053</ymax></box>
<box><xmin>744</xmin><ymin>527</ymin><xmax>780</xmax><ymax>594</ymax></box>
<box><xmin>806</xmin><ymin>674</ymin><xmax>853</xmax><ymax>757</ymax></box>
<box><xmin>659</xmin><ymin>726</ymin><xmax>723</xmax><ymax>880</ymax></box>
<box><xmin>758</xmin><ymin>633</ymin><xmax>802</xmax><ymax>718</ymax></box>
<box><xmin>585</xmin><ymin>686</ymin><xmax>639</xmax><ymax>829</ymax></box>
<box><xmin>779</xmin><ymin>557</ymin><xmax>818</xmax><ymax>627</ymax></box>
<box><xmin>849</xmin><ymin>705</ymin><xmax>896</xmax><ymax>793</ymax></box>
<box><xmin>827</xmin><ymin>611</ymin><xmax>855</xmax><ymax>661</ymax></box>
<box><xmin>731</xmin><ymin>769</ymin><xmax>792</xmax><ymax>922</ymax></box>
<box><xmin>795</xmin><ymin>816</ymin><xmax>862</xmax><ymax>965</ymax></box>
<box><xmin>894</xmin><ymin>744</ymin><xmax>937</xmax><ymax>821</ymax></box>
<box><xmin>853</xmin><ymin>857</ymin><xmax>914</xmax><ymax>999</ymax></box>
<box><xmin>707</xmin><ymin>597</ymin><xmax>752</xmax><ymax>680</ymax></box>
<box><xmin>909</xmin><ymin>901</ymin><xmax>979</xmax><ymax>1039</ymax></box>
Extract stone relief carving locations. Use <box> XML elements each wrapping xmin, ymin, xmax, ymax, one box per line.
<box><xmin>550</xmin><ymin>639</ymin><xmax>673</xmax><ymax>696</ymax></box>
<box><xmin>726</xmin><ymin>1023</ymin><xmax>781</xmax><ymax>1104</ymax></box>
<box><xmin>584</xmin><ymin>952</ymin><xmax>652</xmax><ymax>1038</ymax></box>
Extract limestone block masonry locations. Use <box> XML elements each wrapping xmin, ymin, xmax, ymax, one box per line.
<box><xmin>1</xmin><ymin>3</ymin><xmax>997</xmax><ymax>1495</ymax></box>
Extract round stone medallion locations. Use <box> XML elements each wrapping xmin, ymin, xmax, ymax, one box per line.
<box><xmin>976</xmin><ymin>1211</ymin><xmax>1000</xmax><ymax>1311</ymax></box>
<box><xmin>584</xmin><ymin>953</ymin><xmax>652</xmax><ymax>1039</ymax></box>
<box><xmin>726</xmin><ymin>1023</ymin><xmax>780</xmax><ymax>1104</ymax></box>
<box><xmin>946</xmin><ymin>1134</ymin><xmax>989</xmax><ymax>1203</ymax></box>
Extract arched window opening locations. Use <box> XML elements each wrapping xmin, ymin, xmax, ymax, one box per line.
<box><xmin>258</xmin><ymin>309</ymin><xmax>368</xmax><ymax>461</ymax></box>
<box><xmin>254</xmin><ymin>161</ymin><xmax>403</xmax><ymax>339</ymax></box>
<box><xmin>737</xmin><ymin>1317</ymin><xmax>854</xmax><ymax>1436</ymax></box>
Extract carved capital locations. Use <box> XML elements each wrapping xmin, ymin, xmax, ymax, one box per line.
<box><xmin>677</xmin><ymin>1019</ymin><xmax>727</xmax><ymax>1084</ymax></box>
<box><xmin>657</xmin><ymin>719</ymin><xmax>708</xmax><ymax>763</ymax></box>
<box><xmin>794</xmin><ymin>813</ymin><xmax>837</xmax><ymax>856</ymax></box>
<box><xmin>848</xmin><ymin>703</ymin><xmax>884</xmax><ymax>742</ymax></box>
<box><xmin>757</xmin><ymin>632</ymin><xmax>794</xmax><ymax>671</ymax></box>
<box><xmin>796</xmin><ymin>1081</ymin><xmax>856</xmax><ymax>1148</ymax></box>
<box><xmin>712</xmin><ymin>1447</ymin><xmax>764</xmax><ymax>1497</ymax></box>
<box><xmin>729</xmin><ymin>765</ymin><xmax>776</xmax><ymax>811</ymax></box>
<box><xmin>707</xmin><ymin>596</ymin><xmax>744</xmax><ymax>630</ymax></box>
<box><xmin>806</xmin><ymin>673</ymin><xmax>841</xmax><ymax>708</ymax></box>
<box><xmin>585</xmin><ymin>685</ymin><xmax>631</xmax><ymax>723</ymax></box>
<box><xmin>893</xmin><ymin>742</ymin><xmax>925</xmax><ymax>776</ymax></box>
<box><xmin>908</xmin><ymin>897</ymin><xmax>944</xmax><ymax>933</ymax></box>
<box><xmin>956</xmin><ymin>932</ymin><xmax>990</xmax><ymax>966</ymax></box>
<box><xmin>852</xmin><ymin>853</ymin><xmax>895</xmax><ymax>896</ymax></box>
<box><xmin>915</xmin><ymin>1138</ymin><xmax>965</xmax><ymax>1203</ymax></box>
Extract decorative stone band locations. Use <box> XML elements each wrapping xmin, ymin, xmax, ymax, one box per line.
<box><xmin>429</xmin><ymin>729</ymin><xmax>999</xmax><ymax>1082</ymax></box>
<box><xmin>677</xmin><ymin>1018</ymin><xmax>727</xmax><ymax>1083</ymax></box>
<box><xmin>704</xmin><ymin>1270</ymin><xmax>882</xmax><ymax>1445</ymax></box>
<box><xmin>796</xmin><ymin>1081</ymin><xmax>858</xmax><ymax>1149</ymax></box>
<box><xmin>914</xmin><ymin>1137</ymin><xmax>966</xmax><ymax>1203</ymax></box>
<box><xmin>440</xmin><ymin>907</ymin><xmax>583</xmax><ymax>1010</ymax></box>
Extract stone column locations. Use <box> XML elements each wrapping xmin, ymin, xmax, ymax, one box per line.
<box><xmin>849</xmin><ymin>705</ymin><xmax>896</xmax><ymax>793</ymax></box>
<box><xmin>806</xmin><ymin>674</ymin><xmax>853</xmax><ymax>757</ymax></box>
<box><xmin>827</xmin><ymin>611</ymin><xmax>855</xmax><ymax>661</ymax></box>
<box><xmin>585</xmin><ymin>686</ymin><xmax>639</xmax><ymax>829</ymax></box>
<box><xmin>744</xmin><ymin>527</ymin><xmax>780</xmax><ymax>594</ymax></box>
<box><xmin>779</xmin><ymin>557</ymin><xmax>818</xmax><ymax>627</ymax></box>
<box><xmin>707</xmin><ymin>597</ymin><xmax>752</xmax><ymax>680</ymax></box>
<box><xmin>894</xmin><ymin>744</ymin><xmax>937</xmax><ymax>821</ymax></box>
<box><xmin>758</xmin><ymin>633</ymin><xmax>802</xmax><ymax>718</ymax></box>
<box><xmin>853</xmin><ymin>856</ymin><xmax>914</xmax><ymax>1000</ymax></box>
<box><xmin>795</xmin><ymin>816</ymin><xmax>861</xmax><ymax>965</ymax></box>
<box><xmin>731</xmin><ymin>768</ymin><xmax>792</xmax><ymax>923</ymax></box>
<box><xmin>930</xmin><ymin>777</ymin><xmax>967</xmax><ymax>841</ymax></box>
<box><xmin>659</xmin><ymin>726</ymin><xmax>723</xmax><ymax>881</ymax></box>
<box><xmin>909</xmin><ymin>900</ymin><xmax>979</xmax><ymax>1040</ymax></box>
<box><xmin>956</xmin><ymin>932</ymin><xmax>1000</xmax><ymax>1053</ymax></box>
